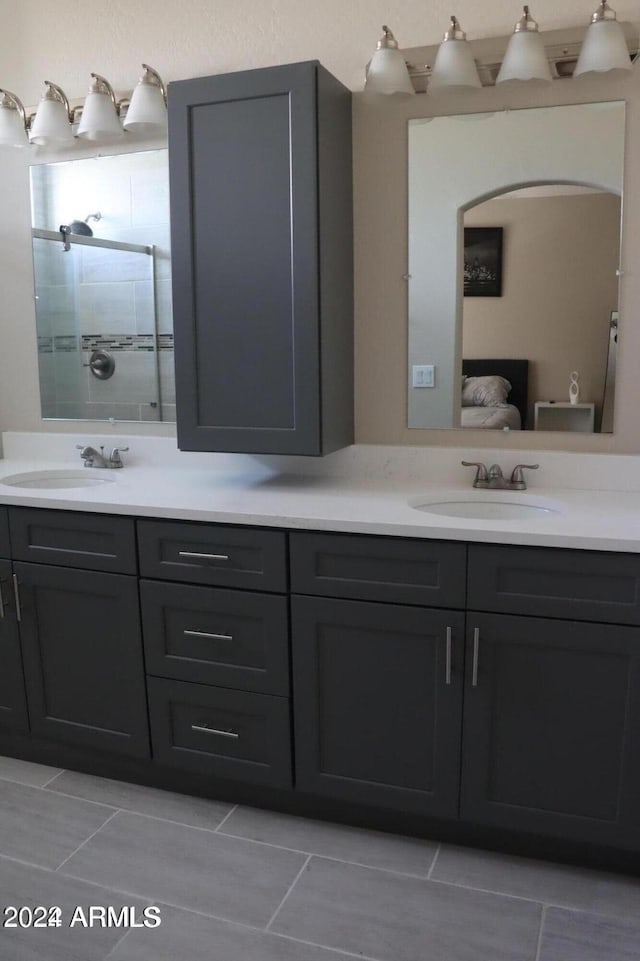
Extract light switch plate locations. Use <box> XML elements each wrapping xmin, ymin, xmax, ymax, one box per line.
<box><xmin>412</xmin><ymin>365</ymin><xmax>435</xmax><ymax>388</ymax></box>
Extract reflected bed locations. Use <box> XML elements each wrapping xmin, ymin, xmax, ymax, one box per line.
<box><xmin>461</xmin><ymin>359</ymin><xmax>529</xmax><ymax>430</ymax></box>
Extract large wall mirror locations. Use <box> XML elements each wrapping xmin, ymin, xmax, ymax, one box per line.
<box><xmin>408</xmin><ymin>101</ymin><xmax>625</xmax><ymax>435</ymax></box>
<box><xmin>30</xmin><ymin>149</ymin><xmax>174</xmax><ymax>423</ymax></box>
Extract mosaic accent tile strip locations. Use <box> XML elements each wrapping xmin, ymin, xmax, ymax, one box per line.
<box><xmin>54</xmin><ymin>335</ymin><xmax>79</xmax><ymax>352</ymax></box>
<box><xmin>81</xmin><ymin>334</ymin><xmax>174</xmax><ymax>353</ymax></box>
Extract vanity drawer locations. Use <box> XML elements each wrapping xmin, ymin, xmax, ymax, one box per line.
<box><xmin>137</xmin><ymin>520</ymin><xmax>287</xmax><ymax>592</ymax></box>
<box><xmin>290</xmin><ymin>532</ymin><xmax>466</xmax><ymax>608</ymax></box>
<box><xmin>468</xmin><ymin>544</ymin><xmax>640</xmax><ymax>625</ymax></box>
<box><xmin>147</xmin><ymin>677</ymin><xmax>292</xmax><ymax>787</ymax></box>
<box><xmin>8</xmin><ymin>508</ymin><xmax>136</xmax><ymax>574</ymax></box>
<box><xmin>140</xmin><ymin>579</ymin><xmax>289</xmax><ymax>694</ymax></box>
<box><xmin>0</xmin><ymin>508</ymin><xmax>9</xmax><ymax>558</ymax></box>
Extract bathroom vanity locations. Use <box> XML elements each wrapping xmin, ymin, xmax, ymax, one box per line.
<box><xmin>0</xmin><ymin>437</ymin><xmax>638</xmax><ymax>873</ymax></box>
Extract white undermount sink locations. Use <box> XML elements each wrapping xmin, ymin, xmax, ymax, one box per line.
<box><xmin>410</xmin><ymin>493</ymin><xmax>562</xmax><ymax>520</ymax></box>
<box><xmin>1</xmin><ymin>470</ymin><xmax>116</xmax><ymax>490</ymax></box>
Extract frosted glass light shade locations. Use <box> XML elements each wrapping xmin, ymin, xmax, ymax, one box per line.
<box><xmin>496</xmin><ymin>30</ymin><xmax>552</xmax><ymax>83</ymax></box>
<box><xmin>30</xmin><ymin>97</ymin><xmax>73</xmax><ymax>145</ymax></box>
<box><xmin>0</xmin><ymin>99</ymin><xmax>28</xmax><ymax>148</ymax></box>
<box><xmin>123</xmin><ymin>65</ymin><xmax>167</xmax><ymax>132</ymax></box>
<box><xmin>430</xmin><ymin>40</ymin><xmax>482</xmax><ymax>93</ymax></box>
<box><xmin>574</xmin><ymin>19</ymin><xmax>631</xmax><ymax>75</ymax></box>
<box><xmin>77</xmin><ymin>86</ymin><xmax>123</xmax><ymax>141</ymax></box>
<box><xmin>365</xmin><ymin>27</ymin><xmax>414</xmax><ymax>96</ymax></box>
<box><xmin>123</xmin><ymin>81</ymin><xmax>167</xmax><ymax>132</ymax></box>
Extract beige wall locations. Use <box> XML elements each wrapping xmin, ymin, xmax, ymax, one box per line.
<box><xmin>463</xmin><ymin>192</ymin><xmax>620</xmax><ymax>429</ymax></box>
<box><xmin>0</xmin><ymin>2</ymin><xmax>640</xmax><ymax>452</ymax></box>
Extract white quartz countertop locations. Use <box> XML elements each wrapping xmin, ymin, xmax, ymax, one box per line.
<box><xmin>0</xmin><ymin>434</ymin><xmax>638</xmax><ymax>553</ymax></box>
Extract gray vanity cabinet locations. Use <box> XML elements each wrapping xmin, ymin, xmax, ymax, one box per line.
<box><xmin>6</xmin><ymin>509</ymin><xmax>150</xmax><ymax>759</ymax></box>
<box><xmin>461</xmin><ymin>613</ymin><xmax>640</xmax><ymax>849</ymax></box>
<box><xmin>290</xmin><ymin>533</ymin><xmax>467</xmax><ymax>815</ymax></box>
<box><xmin>15</xmin><ymin>562</ymin><xmax>150</xmax><ymax>758</ymax></box>
<box><xmin>168</xmin><ymin>60</ymin><xmax>353</xmax><ymax>455</ymax></box>
<box><xmin>292</xmin><ymin>596</ymin><xmax>465</xmax><ymax>815</ymax></box>
<box><xmin>462</xmin><ymin>544</ymin><xmax>640</xmax><ymax>849</ymax></box>
<box><xmin>138</xmin><ymin>519</ymin><xmax>292</xmax><ymax>787</ymax></box>
<box><xmin>0</xmin><ymin>558</ymin><xmax>29</xmax><ymax>734</ymax></box>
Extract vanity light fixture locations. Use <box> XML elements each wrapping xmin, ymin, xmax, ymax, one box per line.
<box><xmin>429</xmin><ymin>16</ymin><xmax>482</xmax><ymax>93</ymax></box>
<box><xmin>364</xmin><ymin>26</ymin><xmax>415</xmax><ymax>96</ymax></box>
<box><xmin>0</xmin><ymin>89</ymin><xmax>29</xmax><ymax>148</ymax></box>
<box><xmin>29</xmin><ymin>82</ymin><xmax>74</xmax><ymax>145</ymax></box>
<box><xmin>123</xmin><ymin>64</ymin><xmax>167</xmax><ymax>133</ymax></box>
<box><xmin>574</xmin><ymin>1</ymin><xmax>632</xmax><ymax>76</ymax></box>
<box><xmin>496</xmin><ymin>6</ymin><xmax>553</xmax><ymax>84</ymax></box>
<box><xmin>76</xmin><ymin>73</ymin><xmax>125</xmax><ymax>141</ymax></box>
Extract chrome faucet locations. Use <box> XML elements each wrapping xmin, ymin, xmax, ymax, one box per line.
<box><xmin>76</xmin><ymin>445</ymin><xmax>129</xmax><ymax>469</ymax></box>
<box><xmin>462</xmin><ymin>461</ymin><xmax>539</xmax><ymax>490</ymax></box>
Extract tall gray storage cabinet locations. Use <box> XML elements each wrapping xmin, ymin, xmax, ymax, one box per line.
<box><xmin>168</xmin><ymin>61</ymin><xmax>354</xmax><ymax>455</ymax></box>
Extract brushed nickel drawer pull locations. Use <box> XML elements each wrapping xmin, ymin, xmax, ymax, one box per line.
<box><xmin>445</xmin><ymin>626</ymin><xmax>452</xmax><ymax>685</ymax></box>
<box><xmin>472</xmin><ymin>627</ymin><xmax>480</xmax><ymax>688</ymax></box>
<box><xmin>184</xmin><ymin>630</ymin><xmax>233</xmax><ymax>642</ymax></box>
<box><xmin>191</xmin><ymin>724</ymin><xmax>239</xmax><ymax>739</ymax></box>
<box><xmin>178</xmin><ymin>551</ymin><xmax>229</xmax><ymax>562</ymax></box>
<box><xmin>0</xmin><ymin>582</ymin><xmax>5</xmax><ymax>620</ymax></box>
<box><xmin>12</xmin><ymin>575</ymin><xmax>21</xmax><ymax>623</ymax></box>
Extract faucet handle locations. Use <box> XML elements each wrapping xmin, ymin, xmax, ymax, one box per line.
<box><xmin>510</xmin><ymin>463</ymin><xmax>539</xmax><ymax>488</ymax></box>
<box><xmin>109</xmin><ymin>446</ymin><xmax>129</xmax><ymax>466</ymax></box>
<box><xmin>461</xmin><ymin>461</ymin><xmax>489</xmax><ymax>486</ymax></box>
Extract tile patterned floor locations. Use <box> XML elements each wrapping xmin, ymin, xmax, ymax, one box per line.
<box><xmin>0</xmin><ymin>756</ymin><xmax>638</xmax><ymax>960</ymax></box>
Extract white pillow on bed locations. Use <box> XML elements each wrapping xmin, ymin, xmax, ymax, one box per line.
<box><xmin>462</xmin><ymin>375</ymin><xmax>512</xmax><ymax>407</ymax></box>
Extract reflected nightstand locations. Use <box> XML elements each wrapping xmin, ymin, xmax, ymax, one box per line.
<box><xmin>534</xmin><ymin>401</ymin><xmax>595</xmax><ymax>433</ymax></box>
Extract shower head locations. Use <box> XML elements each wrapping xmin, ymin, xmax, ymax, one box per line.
<box><xmin>67</xmin><ymin>219</ymin><xmax>93</xmax><ymax>236</ymax></box>
<box><xmin>65</xmin><ymin>212</ymin><xmax>102</xmax><ymax>236</ymax></box>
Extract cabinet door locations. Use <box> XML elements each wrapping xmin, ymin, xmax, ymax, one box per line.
<box><xmin>292</xmin><ymin>596</ymin><xmax>464</xmax><ymax>815</ymax></box>
<box><xmin>169</xmin><ymin>61</ymin><xmax>352</xmax><ymax>455</ymax></box>
<box><xmin>15</xmin><ymin>562</ymin><xmax>150</xmax><ymax>758</ymax></box>
<box><xmin>0</xmin><ymin>560</ymin><xmax>29</xmax><ymax>734</ymax></box>
<box><xmin>462</xmin><ymin>613</ymin><xmax>640</xmax><ymax>849</ymax></box>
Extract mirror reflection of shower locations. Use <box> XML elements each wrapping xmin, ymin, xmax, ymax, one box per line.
<box><xmin>29</xmin><ymin>149</ymin><xmax>174</xmax><ymax>423</ymax></box>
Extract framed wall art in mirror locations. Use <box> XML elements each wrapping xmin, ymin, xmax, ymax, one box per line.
<box><xmin>408</xmin><ymin>101</ymin><xmax>625</xmax><ymax>434</ymax></box>
<box><xmin>463</xmin><ymin>227</ymin><xmax>503</xmax><ymax>297</ymax></box>
<box><xmin>30</xmin><ymin>149</ymin><xmax>174</xmax><ymax>423</ymax></box>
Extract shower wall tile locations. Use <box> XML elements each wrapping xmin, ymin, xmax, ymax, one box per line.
<box><xmin>133</xmin><ymin>281</ymin><xmax>155</xmax><ymax>335</ymax></box>
<box><xmin>83</xmin><ymin>402</ymin><xmax>145</xmax><ymax>422</ymax></box>
<box><xmin>159</xmin><ymin>351</ymin><xmax>176</xmax><ymax>406</ymax></box>
<box><xmin>110</xmin><ymin>225</ymin><xmax>171</xmax><ymax>281</ymax></box>
<box><xmin>34</xmin><ymin>304</ymin><xmax>52</xmax><ymax>340</ymax></box>
<box><xmin>131</xmin><ymin>165</ymin><xmax>170</xmax><ymax>226</ymax></box>
<box><xmin>140</xmin><ymin>403</ymin><xmax>162</xmax><ymax>422</ymax></box>
<box><xmin>32</xmin><ymin>241</ymin><xmax>75</xmax><ymax>287</ymax></box>
<box><xmin>38</xmin><ymin>353</ymin><xmax>56</xmax><ymax>418</ymax></box>
<box><xmin>157</xmin><ymin>278</ymin><xmax>173</xmax><ymax>332</ymax></box>
<box><xmin>87</xmin><ymin>350</ymin><xmax>159</xmax><ymax>407</ymax></box>
<box><xmin>134</xmin><ymin>279</ymin><xmax>173</xmax><ymax>334</ymax></box>
<box><xmin>53</xmin><ymin>351</ymin><xmax>84</xmax><ymax>404</ymax></box>
<box><xmin>80</xmin><ymin>246</ymin><xmax>152</xmax><ymax>285</ymax></box>
<box><xmin>54</xmin><ymin>401</ymin><xmax>88</xmax><ymax>419</ymax></box>
<box><xmin>35</xmin><ymin>285</ymin><xmax>77</xmax><ymax>336</ymax></box>
<box><xmin>78</xmin><ymin>282</ymin><xmax>137</xmax><ymax>336</ymax></box>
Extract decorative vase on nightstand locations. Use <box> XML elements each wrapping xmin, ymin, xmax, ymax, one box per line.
<box><xmin>569</xmin><ymin>371</ymin><xmax>580</xmax><ymax>405</ymax></box>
